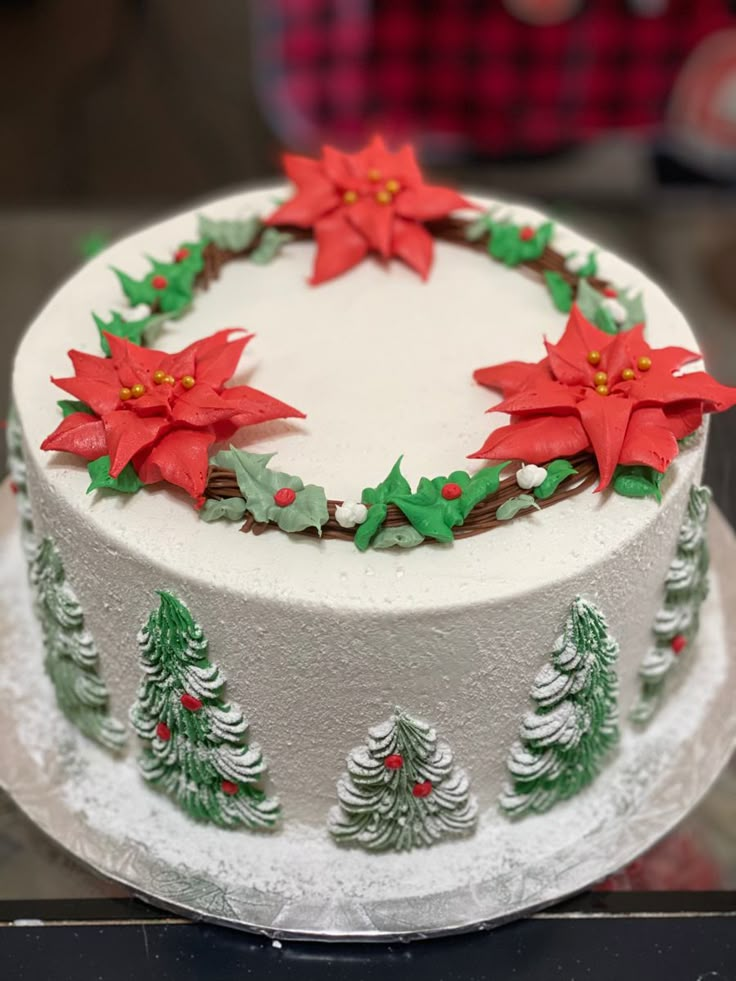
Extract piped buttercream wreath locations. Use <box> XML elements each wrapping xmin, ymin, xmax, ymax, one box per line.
<box><xmin>41</xmin><ymin>136</ymin><xmax>736</xmax><ymax>550</ymax></box>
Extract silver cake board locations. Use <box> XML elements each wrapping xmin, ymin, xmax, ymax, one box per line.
<box><xmin>0</xmin><ymin>481</ymin><xmax>734</xmax><ymax>943</ymax></box>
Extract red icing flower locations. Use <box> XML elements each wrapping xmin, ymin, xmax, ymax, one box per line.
<box><xmin>471</xmin><ymin>307</ymin><xmax>736</xmax><ymax>490</ymax></box>
<box><xmin>41</xmin><ymin>329</ymin><xmax>304</xmax><ymax>500</ymax></box>
<box><xmin>266</xmin><ymin>135</ymin><xmax>472</xmax><ymax>285</ymax></box>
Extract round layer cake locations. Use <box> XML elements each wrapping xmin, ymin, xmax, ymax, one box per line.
<box><xmin>10</xmin><ymin>182</ymin><xmax>713</xmax><ymax>838</ymax></box>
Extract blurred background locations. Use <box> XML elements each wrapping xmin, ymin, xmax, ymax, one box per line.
<box><xmin>1</xmin><ymin>0</ymin><xmax>735</xmax><ymax>510</ymax></box>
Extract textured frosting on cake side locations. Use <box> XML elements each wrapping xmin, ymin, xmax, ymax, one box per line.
<box><xmin>13</xmin><ymin>188</ymin><xmax>706</xmax><ymax>826</ymax></box>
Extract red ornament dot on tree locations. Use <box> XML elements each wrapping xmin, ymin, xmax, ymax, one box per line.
<box><xmin>384</xmin><ymin>754</ymin><xmax>404</xmax><ymax>770</ymax></box>
<box><xmin>156</xmin><ymin>721</ymin><xmax>171</xmax><ymax>742</ymax></box>
<box><xmin>412</xmin><ymin>780</ymin><xmax>433</xmax><ymax>798</ymax></box>
<box><xmin>221</xmin><ymin>780</ymin><xmax>239</xmax><ymax>796</ymax></box>
<box><xmin>151</xmin><ymin>274</ymin><xmax>168</xmax><ymax>290</ymax></box>
<box><xmin>441</xmin><ymin>482</ymin><xmax>463</xmax><ymax>501</ymax></box>
<box><xmin>273</xmin><ymin>487</ymin><xmax>297</xmax><ymax>507</ymax></box>
<box><xmin>671</xmin><ymin>634</ymin><xmax>687</xmax><ymax>655</ymax></box>
<box><xmin>9</xmin><ymin>481</ymin><xmax>18</xmax><ymax>495</ymax></box>
<box><xmin>174</xmin><ymin>247</ymin><xmax>190</xmax><ymax>263</ymax></box>
<box><xmin>519</xmin><ymin>225</ymin><xmax>536</xmax><ymax>241</ymax></box>
<box><xmin>180</xmin><ymin>692</ymin><xmax>203</xmax><ymax>712</ymax></box>
<box><xmin>603</xmin><ymin>286</ymin><xmax>618</xmax><ymax>298</ymax></box>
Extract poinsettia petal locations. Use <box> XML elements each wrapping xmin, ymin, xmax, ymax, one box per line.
<box><xmin>41</xmin><ymin>412</ymin><xmax>107</xmax><ymax>461</ymax></box>
<box><xmin>105</xmin><ymin>331</ymin><xmax>163</xmax><ymax>377</ymax></box>
<box><xmin>619</xmin><ymin>407</ymin><xmax>679</xmax><ymax>472</ymax></box>
<box><xmin>601</xmin><ymin>324</ymin><xmax>650</xmax><ymax>383</ymax></box>
<box><xmin>576</xmin><ymin>392</ymin><xmax>632</xmax><ymax>491</ymax></box>
<box><xmin>355</xmin><ymin>134</ymin><xmax>390</xmax><ymax>174</ymax></box>
<box><xmin>68</xmin><ymin>349</ymin><xmax>119</xmax><ymax>385</ymax></box>
<box><xmin>282</xmin><ymin>153</ymin><xmax>324</xmax><ymax>186</ymax></box>
<box><xmin>628</xmin><ymin>369</ymin><xmax>736</xmax><ymax>412</ymax></box>
<box><xmin>266</xmin><ymin>182</ymin><xmax>341</xmax><ymax>229</ymax></box>
<box><xmin>193</xmin><ymin>333</ymin><xmax>253</xmax><ymax>389</ymax></box>
<box><xmin>311</xmin><ymin>212</ymin><xmax>369</xmax><ymax>285</ymax></box>
<box><xmin>664</xmin><ymin>404</ymin><xmax>703</xmax><ymax>439</ymax></box>
<box><xmin>470</xmin><ymin>414</ymin><xmax>589</xmax><ymax>462</ymax></box>
<box><xmin>473</xmin><ymin>360</ymin><xmax>548</xmax><ymax>396</ymax></box>
<box><xmin>491</xmin><ymin>378</ymin><xmax>578</xmax><ymax>416</ymax></box>
<box><xmin>392</xmin><ymin>143</ymin><xmax>424</xmax><ymax>187</ymax></box>
<box><xmin>220</xmin><ymin>384</ymin><xmax>306</xmax><ymax>427</ymax></box>
<box><xmin>346</xmin><ymin>197</ymin><xmax>394</xmax><ymax>257</ymax></box>
<box><xmin>171</xmin><ymin>385</ymin><xmax>236</xmax><ymax>427</ymax></box>
<box><xmin>321</xmin><ymin>145</ymin><xmax>357</xmax><ymax>187</ymax></box>
<box><xmin>392</xmin><ymin>217</ymin><xmax>433</xmax><ymax>279</ymax></box>
<box><xmin>103</xmin><ymin>410</ymin><xmax>170</xmax><ymax>476</ymax></box>
<box><xmin>136</xmin><ymin>429</ymin><xmax>214</xmax><ymax>499</ymax></box>
<box><xmin>51</xmin><ymin>375</ymin><xmax>121</xmax><ymax>416</ymax></box>
<box><xmin>395</xmin><ymin>184</ymin><xmax>472</xmax><ymax>221</ymax></box>
<box><xmin>547</xmin><ymin>306</ymin><xmax>615</xmax><ymax>385</ymax></box>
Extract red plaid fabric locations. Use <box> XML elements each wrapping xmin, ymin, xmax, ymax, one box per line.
<box><xmin>253</xmin><ymin>0</ymin><xmax>735</xmax><ymax>157</ymax></box>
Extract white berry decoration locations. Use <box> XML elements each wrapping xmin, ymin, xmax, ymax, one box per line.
<box><xmin>564</xmin><ymin>252</ymin><xmax>588</xmax><ymax>274</ymax></box>
<box><xmin>119</xmin><ymin>303</ymin><xmax>152</xmax><ymax>322</ymax></box>
<box><xmin>335</xmin><ymin>501</ymin><xmax>368</xmax><ymax>529</ymax></box>
<box><xmin>516</xmin><ymin>464</ymin><xmax>547</xmax><ymax>490</ymax></box>
<box><xmin>600</xmin><ymin>297</ymin><xmax>626</xmax><ymax>324</ymax></box>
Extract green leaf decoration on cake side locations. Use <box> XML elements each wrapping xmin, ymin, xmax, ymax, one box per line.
<box><xmin>250</xmin><ymin>227</ymin><xmax>294</xmax><ymax>265</ymax></box>
<box><xmin>544</xmin><ymin>271</ymin><xmax>574</xmax><ymax>313</ymax></box>
<box><xmin>576</xmin><ymin>279</ymin><xmax>646</xmax><ymax>334</ymax></box>
<box><xmin>533</xmin><ymin>459</ymin><xmax>578</xmax><ymax>500</ymax></box>
<box><xmin>487</xmin><ymin>218</ymin><xmax>554</xmax><ymax>267</ymax></box>
<box><xmin>500</xmin><ymin>596</ymin><xmax>619</xmax><ymax>818</ymax></box>
<box><xmin>112</xmin><ymin>240</ymin><xmax>205</xmax><ymax>317</ymax></box>
<box><xmin>6</xmin><ymin>403</ymin><xmax>38</xmax><ymax>565</ymax></box>
<box><xmin>31</xmin><ymin>537</ymin><xmax>126</xmax><ymax>752</ymax></box>
<box><xmin>227</xmin><ymin>447</ymin><xmax>329</xmax><ymax>535</ymax></box>
<box><xmin>200</xmin><ymin>497</ymin><xmax>249</xmax><ymax>523</ymax></box>
<box><xmin>198</xmin><ymin>214</ymin><xmax>263</xmax><ymax>252</ymax></box>
<box><xmin>630</xmin><ymin>485</ymin><xmax>711</xmax><ymax>726</ymax></box>
<box><xmin>86</xmin><ymin>456</ymin><xmax>143</xmax><ymax>495</ymax></box>
<box><xmin>94</xmin><ymin>310</ymin><xmax>171</xmax><ymax>356</ymax></box>
<box><xmin>328</xmin><ymin>707</ymin><xmax>478</xmax><ymax>851</ymax></box>
<box><xmin>355</xmin><ymin>457</ymin><xmax>412</xmax><ymax>551</ymax></box>
<box><xmin>129</xmin><ymin>591</ymin><xmax>280</xmax><ymax>830</ymax></box>
<box><xmin>496</xmin><ymin>494</ymin><xmax>540</xmax><ymax>521</ymax></box>
<box><xmin>613</xmin><ymin>464</ymin><xmax>664</xmax><ymax>503</ymax></box>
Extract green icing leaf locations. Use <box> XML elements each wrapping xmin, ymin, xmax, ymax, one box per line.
<box><xmin>210</xmin><ymin>448</ymin><xmax>274</xmax><ymax>471</ymax></box>
<box><xmin>496</xmin><ymin>494</ymin><xmax>540</xmax><ymax>521</ymax></box>
<box><xmin>112</xmin><ymin>248</ymin><xmax>202</xmax><ymax>319</ymax></box>
<box><xmin>355</xmin><ymin>458</ymin><xmax>412</xmax><ymax>551</ymax></box>
<box><xmin>94</xmin><ymin>310</ymin><xmax>170</xmax><ymax>355</ymax></box>
<box><xmin>250</xmin><ymin>227</ymin><xmax>294</xmax><ymax>265</ymax></box>
<box><xmin>86</xmin><ymin>456</ymin><xmax>143</xmax><ymax>495</ymax></box>
<box><xmin>613</xmin><ymin>465</ymin><xmax>664</xmax><ymax>503</ymax></box>
<box><xmin>199</xmin><ymin>497</ymin><xmax>248</xmax><ymax>523</ymax></box>
<box><xmin>488</xmin><ymin>220</ymin><xmax>553</xmax><ymax>267</ymax></box>
<box><xmin>58</xmin><ymin>399</ymin><xmax>95</xmax><ymax>418</ymax></box>
<box><xmin>618</xmin><ymin>289</ymin><xmax>646</xmax><ymax>330</ymax></box>
<box><xmin>544</xmin><ymin>271</ymin><xmax>574</xmax><ymax>314</ymax></box>
<box><xmin>465</xmin><ymin>214</ymin><xmax>491</xmax><ymax>242</ymax></box>
<box><xmin>576</xmin><ymin>278</ymin><xmax>646</xmax><ymax>334</ymax></box>
<box><xmin>575</xmin><ymin>278</ymin><xmax>604</xmax><ymax>322</ymax></box>
<box><xmin>566</xmin><ymin>251</ymin><xmax>598</xmax><ymax>278</ymax></box>
<box><xmin>594</xmin><ymin>306</ymin><xmax>619</xmax><ymax>335</ymax></box>
<box><xmin>198</xmin><ymin>214</ymin><xmax>262</xmax><ymax>252</ymax></box>
<box><xmin>392</xmin><ymin>476</ymin><xmax>461</xmax><ymax>543</ymax></box>
<box><xmin>534</xmin><ymin>459</ymin><xmax>578</xmax><ymax>500</ymax></box>
<box><xmin>371</xmin><ymin>526</ymin><xmax>425</xmax><ymax>549</ymax></box>
<box><xmin>228</xmin><ymin>447</ymin><xmax>328</xmax><ymax>534</ymax></box>
<box><xmin>354</xmin><ymin>504</ymin><xmax>388</xmax><ymax>553</ymax></box>
<box><xmin>461</xmin><ymin>464</ymin><xmax>509</xmax><ymax>516</ymax></box>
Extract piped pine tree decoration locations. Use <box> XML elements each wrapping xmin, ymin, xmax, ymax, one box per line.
<box><xmin>129</xmin><ymin>591</ymin><xmax>280</xmax><ymax>830</ymax></box>
<box><xmin>329</xmin><ymin>708</ymin><xmax>477</xmax><ymax>852</ymax></box>
<box><xmin>631</xmin><ymin>485</ymin><xmax>711</xmax><ymax>726</ymax></box>
<box><xmin>31</xmin><ymin>537</ymin><xmax>126</xmax><ymax>752</ymax></box>
<box><xmin>501</xmin><ymin>597</ymin><xmax>619</xmax><ymax>818</ymax></box>
<box><xmin>6</xmin><ymin>403</ymin><xmax>37</xmax><ymax>565</ymax></box>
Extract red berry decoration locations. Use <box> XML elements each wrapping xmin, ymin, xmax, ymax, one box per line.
<box><xmin>603</xmin><ymin>286</ymin><xmax>618</xmax><ymax>298</ymax></box>
<box><xmin>151</xmin><ymin>274</ymin><xmax>168</xmax><ymax>290</ymax></box>
<box><xmin>441</xmin><ymin>482</ymin><xmax>462</xmax><ymax>501</ymax></box>
<box><xmin>221</xmin><ymin>780</ymin><xmax>239</xmax><ymax>796</ymax></box>
<box><xmin>273</xmin><ymin>487</ymin><xmax>297</xmax><ymax>507</ymax></box>
<box><xmin>384</xmin><ymin>754</ymin><xmax>404</xmax><ymax>770</ymax></box>
<box><xmin>180</xmin><ymin>692</ymin><xmax>203</xmax><ymax>712</ymax></box>
<box><xmin>519</xmin><ymin>225</ymin><xmax>536</xmax><ymax>241</ymax></box>
<box><xmin>9</xmin><ymin>481</ymin><xmax>18</xmax><ymax>495</ymax></box>
<box><xmin>174</xmin><ymin>247</ymin><xmax>190</xmax><ymax>263</ymax></box>
<box><xmin>156</xmin><ymin>721</ymin><xmax>171</xmax><ymax>742</ymax></box>
<box><xmin>671</xmin><ymin>634</ymin><xmax>687</xmax><ymax>656</ymax></box>
<box><xmin>412</xmin><ymin>780</ymin><xmax>433</xmax><ymax>798</ymax></box>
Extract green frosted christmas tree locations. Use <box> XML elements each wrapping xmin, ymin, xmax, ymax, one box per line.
<box><xmin>31</xmin><ymin>537</ymin><xmax>126</xmax><ymax>752</ymax></box>
<box><xmin>631</xmin><ymin>485</ymin><xmax>711</xmax><ymax>725</ymax></box>
<box><xmin>329</xmin><ymin>708</ymin><xmax>477</xmax><ymax>851</ymax></box>
<box><xmin>129</xmin><ymin>591</ymin><xmax>280</xmax><ymax>830</ymax></box>
<box><xmin>501</xmin><ymin>596</ymin><xmax>619</xmax><ymax>818</ymax></box>
<box><xmin>6</xmin><ymin>403</ymin><xmax>37</xmax><ymax>565</ymax></box>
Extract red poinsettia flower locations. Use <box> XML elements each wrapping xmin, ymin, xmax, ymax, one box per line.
<box><xmin>42</xmin><ymin>330</ymin><xmax>304</xmax><ymax>499</ymax></box>
<box><xmin>471</xmin><ymin>307</ymin><xmax>736</xmax><ymax>490</ymax></box>
<box><xmin>266</xmin><ymin>135</ymin><xmax>473</xmax><ymax>284</ymax></box>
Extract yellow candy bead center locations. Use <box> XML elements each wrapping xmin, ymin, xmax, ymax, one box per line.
<box><xmin>375</xmin><ymin>189</ymin><xmax>392</xmax><ymax>205</ymax></box>
<box><xmin>593</xmin><ymin>371</ymin><xmax>608</xmax><ymax>386</ymax></box>
<box><xmin>385</xmin><ymin>178</ymin><xmax>400</xmax><ymax>193</ymax></box>
<box><xmin>637</xmin><ymin>356</ymin><xmax>652</xmax><ymax>372</ymax></box>
<box><xmin>131</xmin><ymin>383</ymin><xmax>146</xmax><ymax>398</ymax></box>
<box><xmin>596</xmin><ymin>384</ymin><xmax>609</xmax><ymax>396</ymax></box>
<box><xmin>621</xmin><ymin>367</ymin><xmax>635</xmax><ymax>381</ymax></box>
<box><xmin>180</xmin><ymin>375</ymin><xmax>196</xmax><ymax>390</ymax></box>
<box><xmin>153</xmin><ymin>369</ymin><xmax>167</xmax><ymax>384</ymax></box>
<box><xmin>119</xmin><ymin>387</ymin><xmax>132</xmax><ymax>401</ymax></box>
<box><xmin>587</xmin><ymin>350</ymin><xmax>601</xmax><ymax>366</ymax></box>
<box><xmin>343</xmin><ymin>190</ymin><xmax>358</xmax><ymax>205</ymax></box>
<box><xmin>367</xmin><ymin>168</ymin><xmax>381</xmax><ymax>182</ymax></box>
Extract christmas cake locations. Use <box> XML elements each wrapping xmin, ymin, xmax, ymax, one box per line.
<box><xmin>7</xmin><ymin>138</ymin><xmax>736</xmax><ymax>865</ymax></box>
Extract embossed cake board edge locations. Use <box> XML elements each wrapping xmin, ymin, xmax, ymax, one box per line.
<box><xmin>0</xmin><ymin>482</ymin><xmax>734</xmax><ymax>943</ymax></box>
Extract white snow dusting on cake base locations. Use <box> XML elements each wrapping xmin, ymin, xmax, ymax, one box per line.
<box><xmin>1</xmin><ymin>501</ymin><xmax>735</xmax><ymax>941</ymax></box>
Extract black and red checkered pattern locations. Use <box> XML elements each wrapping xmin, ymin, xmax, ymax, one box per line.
<box><xmin>254</xmin><ymin>0</ymin><xmax>735</xmax><ymax>157</ymax></box>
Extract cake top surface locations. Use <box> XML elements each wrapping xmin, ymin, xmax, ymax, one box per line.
<box><xmin>15</xmin><ymin>184</ymin><xmax>706</xmax><ymax>611</ymax></box>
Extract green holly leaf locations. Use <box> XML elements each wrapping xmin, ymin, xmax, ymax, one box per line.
<box><xmin>544</xmin><ymin>271</ymin><xmax>574</xmax><ymax>314</ymax></box>
<box><xmin>112</xmin><ymin>269</ymin><xmax>153</xmax><ymax>307</ymax></box>
<box><xmin>618</xmin><ymin>290</ymin><xmax>646</xmax><ymax>331</ymax></box>
<box><xmin>228</xmin><ymin>447</ymin><xmax>328</xmax><ymax>534</ymax></box>
<box><xmin>199</xmin><ymin>497</ymin><xmax>248</xmax><ymax>523</ymax></box>
<box><xmin>456</xmin><ymin>464</ymin><xmax>508</xmax><ymax>518</ymax></box>
<box><xmin>250</xmin><ymin>228</ymin><xmax>294</xmax><ymax>265</ymax></box>
<box><xmin>354</xmin><ymin>458</ymin><xmax>412</xmax><ymax>552</ymax></box>
<box><xmin>565</xmin><ymin>251</ymin><xmax>598</xmax><ymax>278</ymax></box>
<box><xmin>372</xmin><ymin>525</ymin><xmax>425</xmax><ymax>549</ymax></box>
<box><xmin>198</xmin><ymin>214</ymin><xmax>262</xmax><ymax>252</ymax></box>
<box><xmin>392</xmin><ymin>476</ymin><xmax>460</xmax><ymax>543</ymax></box>
<box><xmin>354</xmin><ymin>505</ymin><xmax>388</xmax><ymax>552</ymax></box>
<box><xmin>86</xmin><ymin>456</ymin><xmax>143</xmax><ymax>495</ymax></box>
<box><xmin>173</xmin><ymin>240</ymin><xmax>206</xmax><ymax>275</ymax></box>
<box><xmin>613</xmin><ymin>465</ymin><xmax>663</xmax><ymax>503</ymax></box>
<box><xmin>465</xmin><ymin>213</ymin><xmax>491</xmax><ymax>242</ymax></box>
<box><xmin>594</xmin><ymin>306</ymin><xmax>619</xmax><ymax>335</ymax></box>
<box><xmin>534</xmin><ymin>459</ymin><xmax>578</xmax><ymax>500</ymax></box>
<box><xmin>210</xmin><ymin>448</ymin><xmax>274</xmax><ymax>471</ymax></box>
<box><xmin>496</xmin><ymin>494</ymin><xmax>540</xmax><ymax>521</ymax></box>
<box><xmin>58</xmin><ymin>399</ymin><xmax>95</xmax><ymax>418</ymax></box>
<box><xmin>488</xmin><ymin>220</ymin><xmax>553</xmax><ymax>267</ymax></box>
